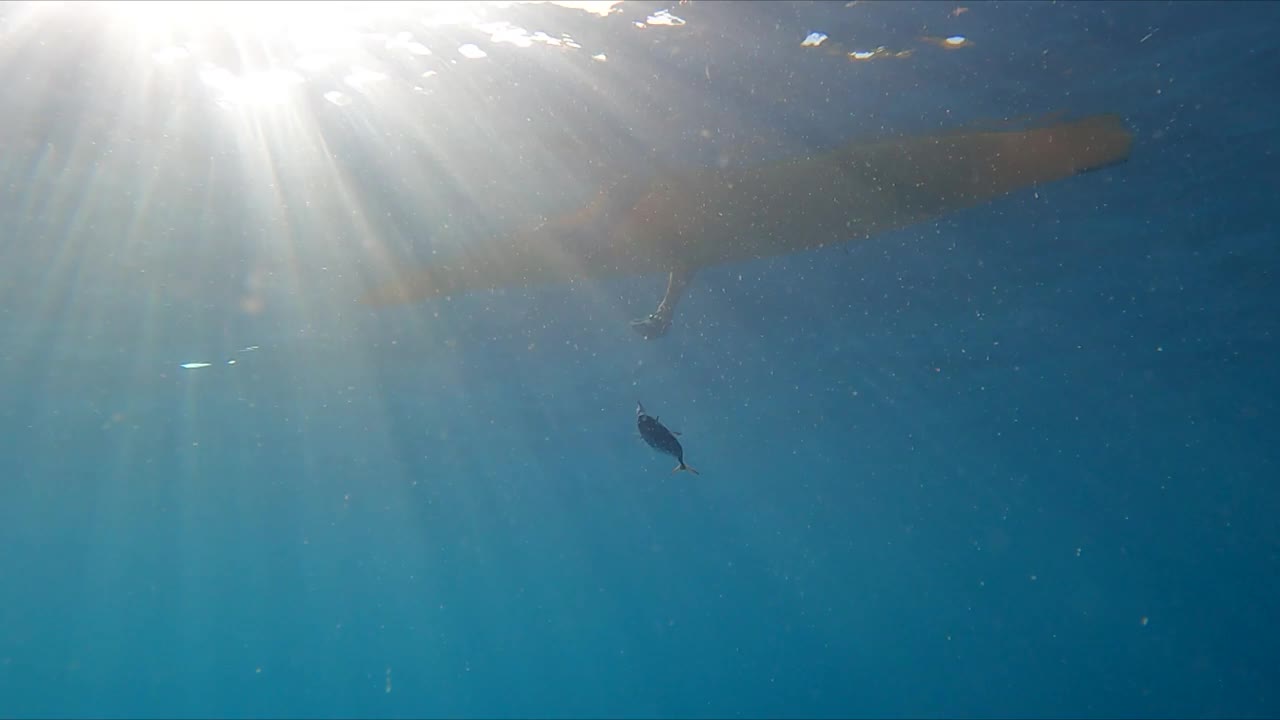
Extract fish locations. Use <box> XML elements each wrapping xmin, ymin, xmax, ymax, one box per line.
<box><xmin>636</xmin><ymin>402</ymin><xmax>698</xmax><ymax>475</ymax></box>
<box><xmin>361</xmin><ymin>113</ymin><xmax>1133</xmax><ymax>338</ymax></box>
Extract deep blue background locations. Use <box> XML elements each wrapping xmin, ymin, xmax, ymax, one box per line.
<box><xmin>0</xmin><ymin>1</ymin><xmax>1277</xmax><ymax>717</ymax></box>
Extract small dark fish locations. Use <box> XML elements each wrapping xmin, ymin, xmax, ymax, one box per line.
<box><xmin>636</xmin><ymin>402</ymin><xmax>699</xmax><ymax>475</ymax></box>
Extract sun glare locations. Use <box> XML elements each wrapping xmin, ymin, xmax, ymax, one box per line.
<box><xmin>107</xmin><ymin>0</ymin><xmax>417</xmax><ymax>35</ymax></box>
<box><xmin>0</xmin><ymin>0</ymin><xmax>636</xmax><ymax>325</ymax></box>
<box><xmin>76</xmin><ymin>0</ymin><xmax>625</xmax><ymax>110</ymax></box>
<box><xmin>101</xmin><ymin>0</ymin><xmax>621</xmax><ymax>38</ymax></box>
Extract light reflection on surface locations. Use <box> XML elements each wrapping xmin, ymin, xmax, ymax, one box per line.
<box><xmin>0</xmin><ymin>0</ymin><xmax>987</xmax><ymax>353</ymax></box>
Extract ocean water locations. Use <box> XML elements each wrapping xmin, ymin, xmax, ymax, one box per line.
<box><xmin>0</xmin><ymin>1</ymin><xmax>1277</xmax><ymax>718</ymax></box>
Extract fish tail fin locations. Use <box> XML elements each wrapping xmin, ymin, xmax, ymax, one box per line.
<box><xmin>673</xmin><ymin>462</ymin><xmax>700</xmax><ymax>476</ymax></box>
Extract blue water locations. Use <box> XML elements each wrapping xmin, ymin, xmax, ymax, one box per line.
<box><xmin>1</xmin><ymin>1</ymin><xmax>1277</xmax><ymax>717</ymax></box>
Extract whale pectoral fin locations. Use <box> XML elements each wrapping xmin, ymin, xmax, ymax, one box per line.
<box><xmin>631</xmin><ymin>267</ymin><xmax>696</xmax><ymax>340</ymax></box>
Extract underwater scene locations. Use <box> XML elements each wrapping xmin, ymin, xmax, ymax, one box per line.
<box><xmin>0</xmin><ymin>1</ymin><xmax>1277</xmax><ymax>718</ymax></box>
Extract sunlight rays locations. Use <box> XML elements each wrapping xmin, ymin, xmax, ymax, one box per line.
<box><xmin>0</xmin><ymin>0</ymin><xmax>841</xmax><ymax>505</ymax></box>
<box><xmin>54</xmin><ymin>0</ymin><xmax>638</xmax><ymax>334</ymax></box>
<box><xmin>0</xmin><ymin>0</ymin><xmax>681</xmax><ymax>346</ymax></box>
